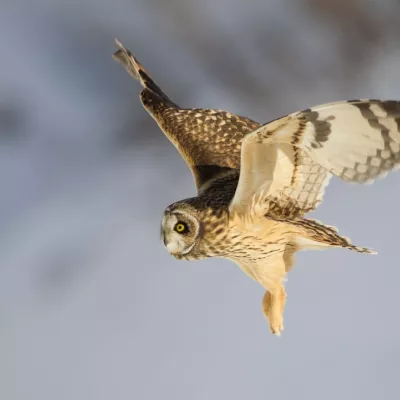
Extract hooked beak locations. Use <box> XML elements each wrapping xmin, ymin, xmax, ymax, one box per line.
<box><xmin>160</xmin><ymin>211</ymin><xmax>170</xmax><ymax>247</ymax></box>
<box><xmin>162</xmin><ymin>231</ymin><xmax>168</xmax><ymax>246</ymax></box>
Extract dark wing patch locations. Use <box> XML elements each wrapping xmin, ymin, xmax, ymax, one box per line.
<box><xmin>293</xmin><ymin>99</ymin><xmax>400</xmax><ymax>183</ymax></box>
<box><xmin>230</xmin><ymin>99</ymin><xmax>400</xmax><ymax>219</ymax></box>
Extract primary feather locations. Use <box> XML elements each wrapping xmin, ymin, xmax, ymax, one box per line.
<box><xmin>230</xmin><ymin>99</ymin><xmax>400</xmax><ymax>218</ymax></box>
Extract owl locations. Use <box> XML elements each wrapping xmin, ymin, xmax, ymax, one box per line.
<box><xmin>113</xmin><ymin>39</ymin><xmax>400</xmax><ymax>336</ymax></box>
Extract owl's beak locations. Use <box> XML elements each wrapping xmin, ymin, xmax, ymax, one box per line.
<box><xmin>162</xmin><ymin>231</ymin><xmax>168</xmax><ymax>246</ymax></box>
<box><xmin>161</xmin><ymin>210</ymin><xmax>172</xmax><ymax>246</ymax></box>
<box><xmin>160</xmin><ymin>224</ymin><xmax>167</xmax><ymax>246</ymax></box>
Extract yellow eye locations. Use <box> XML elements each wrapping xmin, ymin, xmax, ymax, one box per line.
<box><xmin>174</xmin><ymin>222</ymin><xmax>188</xmax><ymax>233</ymax></box>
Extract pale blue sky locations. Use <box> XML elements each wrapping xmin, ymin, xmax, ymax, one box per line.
<box><xmin>0</xmin><ymin>1</ymin><xmax>399</xmax><ymax>399</ymax></box>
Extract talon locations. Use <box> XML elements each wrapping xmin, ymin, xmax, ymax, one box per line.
<box><xmin>269</xmin><ymin>317</ymin><xmax>284</xmax><ymax>336</ymax></box>
<box><xmin>262</xmin><ymin>286</ymin><xmax>286</xmax><ymax>336</ymax></box>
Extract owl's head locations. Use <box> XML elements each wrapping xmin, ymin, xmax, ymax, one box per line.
<box><xmin>161</xmin><ymin>202</ymin><xmax>204</xmax><ymax>260</ymax></box>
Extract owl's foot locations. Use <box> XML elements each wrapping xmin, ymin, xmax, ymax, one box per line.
<box><xmin>262</xmin><ymin>285</ymin><xmax>286</xmax><ymax>336</ymax></box>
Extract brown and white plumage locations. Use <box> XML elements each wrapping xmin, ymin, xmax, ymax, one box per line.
<box><xmin>231</xmin><ymin>100</ymin><xmax>400</xmax><ymax>218</ymax></box>
<box><xmin>113</xmin><ymin>38</ymin><xmax>259</xmax><ymax>190</ymax></box>
<box><xmin>114</xmin><ymin>39</ymin><xmax>400</xmax><ymax>336</ymax></box>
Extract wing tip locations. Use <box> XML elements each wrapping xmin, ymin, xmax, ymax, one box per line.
<box><xmin>112</xmin><ymin>38</ymin><xmax>143</xmax><ymax>82</ymax></box>
<box><xmin>350</xmin><ymin>245</ymin><xmax>377</xmax><ymax>255</ymax></box>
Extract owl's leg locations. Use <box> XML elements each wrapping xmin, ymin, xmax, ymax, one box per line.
<box><xmin>262</xmin><ymin>284</ymin><xmax>286</xmax><ymax>336</ymax></box>
<box><xmin>262</xmin><ymin>244</ymin><xmax>295</xmax><ymax>335</ymax></box>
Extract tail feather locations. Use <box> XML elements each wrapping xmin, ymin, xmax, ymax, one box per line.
<box><xmin>292</xmin><ymin>218</ymin><xmax>377</xmax><ymax>254</ymax></box>
<box><xmin>113</xmin><ymin>38</ymin><xmax>174</xmax><ymax>104</ymax></box>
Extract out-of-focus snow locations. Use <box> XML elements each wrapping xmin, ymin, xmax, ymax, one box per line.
<box><xmin>1</xmin><ymin>1</ymin><xmax>400</xmax><ymax>399</ymax></box>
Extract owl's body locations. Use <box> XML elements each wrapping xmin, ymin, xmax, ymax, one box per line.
<box><xmin>114</xmin><ymin>39</ymin><xmax>399</xmax><ymax>335</ymax></box>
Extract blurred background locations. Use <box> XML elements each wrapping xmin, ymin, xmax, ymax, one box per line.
<box><xmin>1</xmin><ymin>0</ymin><xmax>400</xmax><ymax>399</ymax></box>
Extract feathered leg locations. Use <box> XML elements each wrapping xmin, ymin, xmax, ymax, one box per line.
<box><xmin>260</xmin><ymin>244</ymin><xmax>296</xmax><ymax>336</ymax></box>
<box><xmin>262</xmin><ymin>284</ymin><xmax>286</xmax><ymax>336</ymax></box>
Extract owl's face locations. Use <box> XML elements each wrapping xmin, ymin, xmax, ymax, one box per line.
<box><xmin>161</xmin><ymin>204</ymin><xmax>203</xmax><ymax>260</ymax></box>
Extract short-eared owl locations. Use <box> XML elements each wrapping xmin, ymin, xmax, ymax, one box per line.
<box><xmin>114</xmin><ymin>39</ymin><xmax>400</xmax><ymax>336</ymax></box>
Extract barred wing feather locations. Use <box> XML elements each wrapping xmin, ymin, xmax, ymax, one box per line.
<box><xmin>230</xmin><ymin>100</ymin><xmax>400</xmax><ymax>218</ymax></box>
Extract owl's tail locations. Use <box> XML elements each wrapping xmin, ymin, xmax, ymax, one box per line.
<box><xmin>113</xmin><ymin>38</ymin><xmax>175</xmax><ymax>105</ymax></box>
<box><xmin>291</xmin><ymin>218</ymin><xmax>377</xmax><ymax>254</ymax></box>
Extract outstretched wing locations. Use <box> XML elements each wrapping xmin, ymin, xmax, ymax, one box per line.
<box><xmin>230</xmin><ymin>99</ymin><xmax>400</xmax><ymax>217</ymax></box>
<box><xmin>113</xmin><ymin>39</ymin><xmax>259</xmax><ymax>191</ymax></box>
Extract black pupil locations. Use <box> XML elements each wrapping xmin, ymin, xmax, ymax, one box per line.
<box><xmin>176</xmin><ymin>222</ymin><xmax>187</xmax><ymax>233</ymax></box>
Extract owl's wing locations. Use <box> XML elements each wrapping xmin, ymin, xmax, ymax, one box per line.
<box><xmin>113</xmin><ymin>38</ymin><xmax>178</xmax><ymax>105</ymax></box>
<box><xmin>113</xmin><ymin>39</ymin><xmax>260</xmax><ymax>191</ymax></box>
<box><xmin>229</xmin><ymin>99</ymin><xmax>400</xmax><ymax>217</ymax></box>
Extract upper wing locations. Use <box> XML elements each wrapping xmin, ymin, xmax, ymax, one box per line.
<box><xmin>230</xmin><ymin>99</ymin><xmax>400</xmax><ymax>217</ymax></box>
<box><xmin>113</xmin><ymin>39</ymin><xmax>259</xmax><ymax>191</ymax></box>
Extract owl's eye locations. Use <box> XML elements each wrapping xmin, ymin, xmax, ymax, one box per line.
<box><xmin>174</xmin><ymin>221</ymin><xmax>188</xmax><ymax>234</ymax></box>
